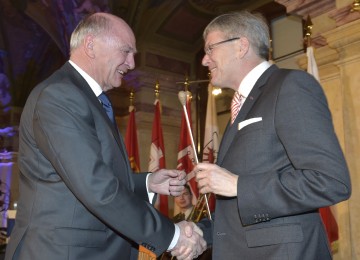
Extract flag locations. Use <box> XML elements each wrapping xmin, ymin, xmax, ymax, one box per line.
<box><xmin>176</xmin><ymin>92</ymin><xmax>198</xmax><ymax>212</ymax></box>
<box><xmin>306</xmin><ymin>46</ymin><xmax>320</xmax><ymax>81</ymax></box>
<box><xmin>202</xmin><ymin>84</ymin><xmax>220</xmax><ymax>212</ymax></box>
<box><xmin>125</xmin><ymin>105</ymin><xmax>140</xmax><ymax>173</ymax></box>
<box><xmin>307</xmin><ymin>46</ymin><xmax>339</xmax><ymax>250</ymax></box>
<box><xmin>148</xmin><ymin>99</ymin><xmax>168</xmax><ymax>216</ymax></box>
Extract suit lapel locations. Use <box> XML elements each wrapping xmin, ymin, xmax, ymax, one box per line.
<box><xmin>62</xmin><ymin>63</ymin><xmax>130</xmax><ymax>167</ymax></box>
<box><xmin>217</xmin><ymin>65</ymin><xmax>279</xmax><ymax>165</ymax></box>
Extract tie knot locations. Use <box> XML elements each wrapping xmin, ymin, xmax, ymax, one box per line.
<box><xmin>98</xmin><ymin>92</ymin><xmax>111</xmax><ymax>107</ymax></box>
<box><xmin>232</xmin><ymin>91</ymin><xmax>241</xmax><ymax>104</ymax></box>
<box><xmin>98</xmin><ymin>92</ymin><xmax>114</xmax><ymax>124</ymax></box>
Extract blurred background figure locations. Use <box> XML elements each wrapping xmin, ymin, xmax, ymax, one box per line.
<box><xmin>173</xmin><ymin>184</ymin><xmax>194</xmax><ymax>223</ymax></box>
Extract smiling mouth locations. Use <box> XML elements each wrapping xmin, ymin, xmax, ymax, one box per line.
<box><xmin>117</xmin><ymin>69</ymin><xmax>125</xmax><ymax>75</ymax></box>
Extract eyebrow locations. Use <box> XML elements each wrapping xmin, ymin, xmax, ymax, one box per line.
<box><xmin>120</xmin><ymin>45</ymin><xmax>137</xmax><ymax>54</ymax></box>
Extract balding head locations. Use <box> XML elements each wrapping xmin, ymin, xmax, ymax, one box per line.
<box><xmin>70</xmin><ymin>13</ymin><xmax>133</xmax><ymax>55</ymax></box>
<box><xmin>69</xmin><ymin>12</ymin><xmax>136</xmax><ymax>91</ymax></box>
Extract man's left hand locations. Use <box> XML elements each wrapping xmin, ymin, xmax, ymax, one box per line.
<box><xmin>194</xmin><ymin>162</ymin><xmax>239</xmax><ymax>197</ymax></box>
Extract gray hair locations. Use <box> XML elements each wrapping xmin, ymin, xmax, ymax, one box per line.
<box><xmin>69</xmin><ymin>14</ymin><xmax>112</xmax><ymax>54</ymax></box>
<box><xmin>203</xmin><ymin>11</ymin><xmax>270</xmax><ymax>60</ymax></box>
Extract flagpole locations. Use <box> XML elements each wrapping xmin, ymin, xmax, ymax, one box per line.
<box><xmin>178</xmin><ymin>91</ymin><xmax>212</xmax><ymax>220</ymax></box>
<box><xmin>178</xmin><ymin>91</ymin><xmax>198</xmax><ymax>165</ymax></box>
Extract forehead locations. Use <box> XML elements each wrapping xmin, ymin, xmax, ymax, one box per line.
<box><xmin>111</xmin><ymin>18</ymin><xmax>136</xmax><ymax>50</ymax></box>
<box><xmin>204</xmin><ymin>30</ymin><xmax>226</xmax><ymax>45</ymax></box>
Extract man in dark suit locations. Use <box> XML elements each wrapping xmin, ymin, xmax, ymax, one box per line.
<box><xmin>5</xmin><ymin>13</ymin><xmax>206</xmax><ymax>260</ymax></box>
<box><xmin>194</xmin><ymin>11</ymin><xmax>351</xmax><ymax>260</ymax></box>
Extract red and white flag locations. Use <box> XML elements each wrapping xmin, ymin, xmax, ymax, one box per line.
<box><xmin>307</xmin><ymin>45</ymin><xmax>339</xmax><ymax>250</ymax></box>
<box><xmin>202</xmin><ymin>84</ymin><xmax>220</xmax><ymax>212</ymax></box>
<box><xmin>148</xmin><ymin>99</ymin><xmax>168</xmax><ymax>216</ymax></box>
<box><xmin>125</xmin><ymin>105</ymin><xmax>140</xmax><ymax>173</ymax></box>
<box><xmin>176</xmin><ymin>93</ymin><xmax>198</xmax><ymax>213</ymax></box>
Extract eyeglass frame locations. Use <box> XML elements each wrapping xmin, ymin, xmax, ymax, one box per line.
<box><xmin>204</xmin><ymin>37</ymin><xmax>240</xmax><ymax>55</ymax></box>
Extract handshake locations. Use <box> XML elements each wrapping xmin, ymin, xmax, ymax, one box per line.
<box><xmin>170</xmin><ymin>220</ymin><xmax>207</xmax><ymax>260</ymax></box>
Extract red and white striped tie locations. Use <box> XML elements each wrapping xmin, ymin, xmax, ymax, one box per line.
<box><xmin>231</xmin><ymin>91</ymin><xmax>244</xmax><ymax>124</ymax></box>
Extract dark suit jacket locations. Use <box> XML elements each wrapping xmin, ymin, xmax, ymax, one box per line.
<box><xmin>212</xmin><ymin>65</ymin><xmax>351</xmax><ymax>260</ymax></box>
<box><xmin>5</xmin><ymin>62</ymin><xmax>174</xmax><ymax>260</ymax></box>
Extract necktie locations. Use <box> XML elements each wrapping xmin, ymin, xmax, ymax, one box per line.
<box><xmin>231</xmin><ymin>91</ymin><xmax>244</xmax><ymax>124</ymax></box>
<box><xmin>98</xmin><ymin>92</ymin><xmax>115</xmax><ymax>124</ymax></box>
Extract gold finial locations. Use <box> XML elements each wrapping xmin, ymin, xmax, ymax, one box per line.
<box><xmin>155</xmin><ymin>80</ymin><xmax>160</xmax><ymax>99</ymax></box>
<box><xmin>351</xmin><ymin>0</ymin><xmax>360</xmax><ymax>12</ymax></box>
<box><xmin>184</xmin><ymin>75</ymin><xmax>190</xmax><ymax>92</ymax></box>
<box><xmin>129</xmin><ymin>89</ymin><xmax>134</xmax><ymax>106</ymax></box>
<box><xmin>304</xmin><ymin>15</ymin><xmax>313</xmax><ymax>48</ymax></box>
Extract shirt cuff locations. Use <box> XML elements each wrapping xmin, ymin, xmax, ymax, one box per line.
<box><xmin>167</xmin><ymin>224</ymin><xmax>180</xmax><ymax>251</ymax></box>
<box><xmin>146</xmin><ymin>173</ymin><xmax>155</xmax><ymax>203</ymax></box>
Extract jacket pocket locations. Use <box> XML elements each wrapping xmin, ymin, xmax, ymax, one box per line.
<box><xmin>53</xmin><ymin>227</ymin><xmax>107</xmax><ymax>248</ymax></box>
<box><xmin>245</xmin><ymin>224</ymin><xmax>303</xmax><ymax>247</ymax></box>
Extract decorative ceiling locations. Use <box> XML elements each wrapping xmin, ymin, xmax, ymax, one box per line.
<box><xmin>0</xmin><ymin>0</ymin><xmax>285</xmax><ymax>116</ymax></box>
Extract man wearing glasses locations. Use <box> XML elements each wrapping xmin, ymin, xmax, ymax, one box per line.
<box><xmin>193</xmin><ymin>11</ymin><xmax>351</xmax><ymax>260</ymax></box>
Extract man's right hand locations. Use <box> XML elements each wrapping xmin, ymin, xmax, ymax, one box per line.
<box><xmin>170</xmin><ymin>221</ymin><xmax>207</xmax><ymax>260</ymax></box>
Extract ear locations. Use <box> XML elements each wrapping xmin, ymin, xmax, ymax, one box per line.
<box><xmin>238</xmin><ymin>37</ymin><xmax>250</xmax><ymax>58</ymax></box>
<box><xmin>84</xmin><ymin>35</ymin><xmax>95</xmax><ymax>58</ymax></box>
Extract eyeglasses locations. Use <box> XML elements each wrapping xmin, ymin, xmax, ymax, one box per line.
<box><xmin>204</xmin><ymin>37</ymin><xmax>240</xmax><ymax>55</ymax></box>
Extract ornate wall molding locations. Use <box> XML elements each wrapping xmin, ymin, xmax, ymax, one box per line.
<box><xmin>322</xmin><ymin>18</ymin><xmax>360</xmax><ymax>50</ymax></box>
<box><xmin>275</xmin><ymin>0</ymin><xmax>335</xmax><ymax>18</ymax></box>
<box><xmin>328</xmin><ymin>3</ymin><xmax>360</xmax><ymax>27</ymax></box>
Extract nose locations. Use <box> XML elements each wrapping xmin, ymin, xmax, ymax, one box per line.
<box><xmin>202</xmin><ymin>54</ymin><xmax>210</xmax><ymax>67</ymax></box>
<box><xmin>126</xmin><ymin>53</ymin><xmax>135</xmax><ymax>70</ymax></box>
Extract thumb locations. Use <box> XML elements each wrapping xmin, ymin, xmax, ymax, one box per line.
<box><xmin>184</xmin><ymin>224</ymin><xmax>193</xmax><ymax>238</ymax></box>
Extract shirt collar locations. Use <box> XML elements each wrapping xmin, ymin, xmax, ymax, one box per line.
<box><xmin>237</xmin><ymin>61</ymin><xmax>271</xmax><ymax>98</ymax></box>
<box><xmin>69</xmin><ymin>60</ymin><xmax>103</xmax><ymax>97</ymax></box>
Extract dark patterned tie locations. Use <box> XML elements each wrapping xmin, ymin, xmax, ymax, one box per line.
<box><xmin>98</xmin><ymin>92</ymin><xmax>115</xmax><ymax>124</ymax></box>
<box><xmin>230</xmin><ymin>91</ymin><xmax>244</xmax><ymax>124</ymax></box>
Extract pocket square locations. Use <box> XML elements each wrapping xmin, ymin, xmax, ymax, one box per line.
<box><xmin>238</xmin><ymin>117</ymin><xmax>262</xmax><ymax>130</ymax></box>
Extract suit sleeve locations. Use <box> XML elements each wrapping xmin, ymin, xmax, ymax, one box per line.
<box><xmin>33</xmin><ymin>84</ymin><xmax>174</xmax><ymax>255</ymax></box>
<box><xmin>237</xmin><ymin>70</ymin><xmax>351</xmax><ymax>225</ymax></box>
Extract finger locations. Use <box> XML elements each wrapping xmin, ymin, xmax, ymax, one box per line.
<box><xmin>197</xmin><ymin>179</ymin><xmax>208</xmax><ymax>194</ymax></box>
<box><xmin>192</xmin><ymin>223</ymin><xmax>203</xmax><ymax>237</ymax></box>
<box><xmin>178</xmin><ymin>170</ymin><xmax>186</xmax><ymax>179</ymax></box>
<box><xmin>162</xmin><ymin>169</ymin><xmax>178</xmax><ymax>178</ymax></box>
<box><xmin>169</xmin><ymin>177</ymin><xmax>186</xmax><ymax>186</ymax></box>
<box><xmin>169</xmin><ymin>188</ymin><xmax>184</xmax><ymax>197</ymax></box>
<box><xmin>198</xmin><ymin>238</ymin><xmax>207</xmax><ymax>253</ymax></box>
<box><xmin>171</xmin><ymin>245</ymin><xmax>186</xmax><ymax>257</ymax></box>
<box><xmin>184</xmin><ymin>223</ymin><xmax>193</xmax><ymax>237</ymax></box>
<box><xmin>195</xmin><ymin>170</ymin><xmax>208</xmax><ymax>181</ymax></box>
<box><xmin>176</xmin><ymin>248</ymin><xmax>192</xmax><ymax>260</ymax></box>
